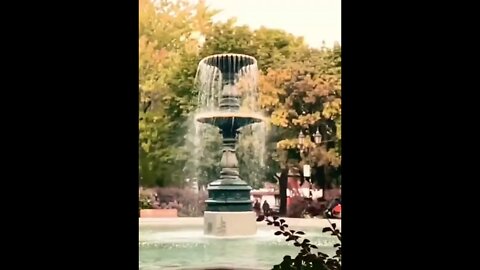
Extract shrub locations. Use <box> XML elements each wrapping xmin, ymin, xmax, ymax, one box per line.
<box><xmin>257</xmin><ymin>214</ymin><xmax>341</xmax><ymax>270</ymax></box>
<box><xmin>139</xmin><ymin>188</ymin><xmax>154</xmax><ymax>209</ymax></box>
<box><xmin>287</xmin><ymin>197</ymin><xmax>308</xmax><ymax>218</ymax></box>
<box><xmin>153</xmin><ymin>187</ymin><xmax>208</xmax><ymax>217</ymax></box>
<box><xmin>287</xmin><ymin>197</ymin><xmax>328</xmax><ymax>218</ymax></box>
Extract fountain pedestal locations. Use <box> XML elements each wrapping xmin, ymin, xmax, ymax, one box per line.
<box><xmin>199</xmin><ymin>122</ymin><xmax>259</xmax><ymax>236</ymax></box>
<box><xmin>204</xmin><ymin>211</ymin><xmax>256</xmax><ymax>236</ymax></box>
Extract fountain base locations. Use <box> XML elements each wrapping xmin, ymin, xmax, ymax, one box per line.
<box><xmin>204</xmin><ymin>211</ymin><xmax>257</xmax><ymax>236</ymax></box>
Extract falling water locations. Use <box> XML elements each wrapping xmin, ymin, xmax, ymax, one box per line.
<box><xmin>194</xmin><ymin>54</ymin><xmax>261</xmax><ymax>113</ymax></box>
<box><xmin>183</xmin><ymin>54</ymin><xmax>268</xmax><ymax>187</ymax></box>
<box><xmin>193</xmin><ymin>121</ymin><xmax>201</xmax><ymax>176</ymax></box>
<box><xmin>237</xmin><ymin>121</ymin><xmax>267</xmax><ymax>188</ymax></box>
<box><xmin>182</xmin><ymin>117</ymin><xmax>221</xmax><ymax>183</ymax></box>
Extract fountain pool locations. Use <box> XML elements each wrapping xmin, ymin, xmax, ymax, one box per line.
<box><xmin>139</xmin><ymin>218</ymin><xmax>340</xmax><ymax>270</ymax></box>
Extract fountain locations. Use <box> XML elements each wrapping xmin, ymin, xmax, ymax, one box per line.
<box><xmin>139</xmin><ymin>54</ymin><xmax>341</xmax><ymax>269</ymax></box>
<box><xmin>194</xmin><ymin>54</ymin><xmax>263</xmax><ymax>236</ymax></box>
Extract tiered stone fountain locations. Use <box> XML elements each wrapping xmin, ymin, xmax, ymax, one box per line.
<box><xmin>194</xmin><ymin>54</ymin><xmax>263</xmax><ymax>236</ymax></box>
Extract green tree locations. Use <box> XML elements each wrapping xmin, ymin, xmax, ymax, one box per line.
<box><xmin>201</xmin><ymin>18</ymin><xmax>256</xmax><ymax>58</ymax></box>
<box><xmin>139</xmin><ymin>0</ymin><xmax>218</xmax><ymax>187</ymax></box>
<box><xmin>201</xmin><ymin>22</ymin><xmax>307</xmax><ymax>72</ymax></box>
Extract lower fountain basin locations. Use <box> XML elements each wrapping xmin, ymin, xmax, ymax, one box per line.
<box><xmin>139</xmin><ymin>218</ymin><xmax>340</xmax><ymax>270</ymax></box>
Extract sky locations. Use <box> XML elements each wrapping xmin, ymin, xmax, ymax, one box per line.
<box><xmin>195</xmin><ymin>0</ymin><xmax>341</xmax><ymax>48</ymax></box>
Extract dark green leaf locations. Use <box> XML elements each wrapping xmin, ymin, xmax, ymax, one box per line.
<box><xmin>318</xmin><ymin>252</ymin><xmax>329</xmax><ymax>257</ymax></box>
<box><xmin>317</xmin><ymin>252</ymin><xmax>327</xmax><ymax>259</ymax></box>
<box><xmin>322</xmin><ymin>227</ymin><xmax>333</xmax><ymax>233</ymax></box>
<box><xmin>282</xmin><ymin>255</ymin><xmax>292</xmax><ymax>262</ymax></box>
<box><xmin>256</xmin><ymin>215</ymin><xmax>265</xmax><ymax>222</ymax></box>
<box><xmin>305</xmin><ymin>254</ymin><xmax>317</xmax><ymax>262</ymax></box>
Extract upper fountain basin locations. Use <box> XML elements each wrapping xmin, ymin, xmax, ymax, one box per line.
<box><xmin>199</xmin><ymin>54</ymin><xmax>258</xmax><ymax>86</ymax></box>
<box><xmin>200</xmin><ymin>54</ymin><xmax>257</xmax><ymax>74</ymax></box>
<box><xmin>195</xmin><ymin>111</ymin><xmax>264</xmax><ymax>131</ymax></box>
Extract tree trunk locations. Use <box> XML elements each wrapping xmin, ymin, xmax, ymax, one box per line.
<box><xmin>313</xmin><ymin>165</ymin><xmax>326</xmax><ymax>191</ymax></box>
<box><xmin>279</xmin><ymin>167</ymin><xmax>288</xmax><ymax>216</ymax></box>
<box><xmin>324</xmin><ymin>165</ymin><xmax>332</xmax><ymax>190</ymax></box>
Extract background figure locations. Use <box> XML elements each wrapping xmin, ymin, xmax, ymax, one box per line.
<box><xmin>262</xmin><ymin>200</ymin><xmax>270</xmax><ymax>215</ymax></box>
<box><xmin>253</xmin><ymin>199</ymin><xmax>261</xmax><ymax>216</ymax></box>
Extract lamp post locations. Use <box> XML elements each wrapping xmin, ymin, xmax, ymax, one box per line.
<box><xmin>298</xmin><ymin>128</ymin><xmax>322</xmax><ymax>154</ymax></box>
<box><xmin>303</xmin><ymin>163</ymin><xmax>312</xmax><ymax>198</ymax></box>
<box><xmin>297</xmin><ymin>127</ymin><xmax>322</xmax><ymax>197</ymax></box>
<box><xmin>313</xmin><ymin>128</ymin><xmax>322</xmax><ymax>145</ymax></box>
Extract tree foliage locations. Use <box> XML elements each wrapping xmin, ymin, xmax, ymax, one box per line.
<box><xmin>139</xmin><ymin>0</ymin><xmax>218</xmax><ymax>186</ymax></box>
<box><xmin>138</xmin><ymin>0</ymin><xmax>341</xmax><ymax>190</ymax></box>
<box><xmin>202</xmin><ymin>21</ymin><xmax>306</xmax><ymax>72</ymax></box>
<box><xmin>260</xmin><ymin>44</ymin><xmax>342</xmax><ymax>189</ymax></box>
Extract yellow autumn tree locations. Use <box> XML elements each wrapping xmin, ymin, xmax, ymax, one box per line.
<box><xmin>260</xmin><ymin>44</ymin><xmax>342</xmax><ymax>191</ymax></box>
